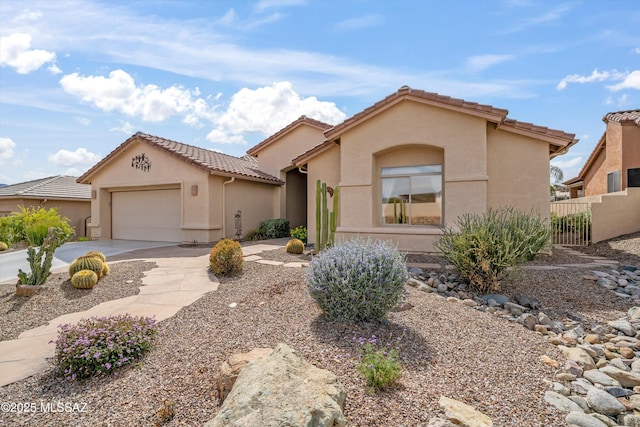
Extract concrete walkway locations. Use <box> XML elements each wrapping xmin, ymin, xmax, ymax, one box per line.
<box><xmin>0</xmin><ymin>240</ymin><xmax>288</xmax><ymax>387</ymax></box>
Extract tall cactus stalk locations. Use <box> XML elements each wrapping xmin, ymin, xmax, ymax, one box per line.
<box><xmin>315</xmin><ymin>180</ymin><xmax>322</xmax><ymax>250</ymax></box>
<box><xmin>315</xmin><ymin>180</ymin><xmax>340</xmax><ymax>252</ymax></box>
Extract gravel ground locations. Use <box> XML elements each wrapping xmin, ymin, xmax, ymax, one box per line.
<box><xmin>0</xmin><ymin>261</ymin><xmax>156</xmax><ymax>341</ymax></box>
<box><xmin>0</xmin><ymin>235</ymin><xmax>638</xmax><ymax>427</ymax></box>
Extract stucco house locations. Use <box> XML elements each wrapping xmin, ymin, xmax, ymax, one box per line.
<box><xmin>79</xmin><ymin>86</ymin><xmax>577</xmax><ymax>252</ymax></box>
<box><xmin>564</xmin><ymin>109</ymin><xmax>640</xmax><ymax>198</ymax></box>
<box><xmin>0</xmin><ymin>175</ymin><xmax>91</xmax><ymax>238</ymax></box>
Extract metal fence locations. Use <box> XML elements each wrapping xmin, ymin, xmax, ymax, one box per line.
<box><xmin>550</xmin><ymin>202</ymin><xmax>591</xmax><ymax>246</ymax></box>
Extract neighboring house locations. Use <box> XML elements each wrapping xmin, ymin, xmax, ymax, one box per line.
<box><xmin>0</xmin><ymin>175</ymin><xmax>91</xmax><ymax>238</ymax></box>
<box><xmin>564</xmin><ymin>110</ymin><xmax>640</xmax><ymax>198</ymax></box>
<box><xmin>77</xmin><ymin>134</ymin><xmax>283</xmax><ymax>243</ymax></box>
<box><xmin>79</xmin><ymin>86</ymin><xmax>577</xmax><ymax>251</ymax></box>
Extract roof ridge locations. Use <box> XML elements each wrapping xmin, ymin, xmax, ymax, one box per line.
<box><xmin>15</xmin><ymin>175</ymin><xmax>61</xmax><ymax>195</ymax></box>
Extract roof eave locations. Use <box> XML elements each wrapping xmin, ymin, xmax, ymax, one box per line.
<box><xmin>210</xmin><ymin>170</ymin><xmax>284</xmax><ymax>186</ymax></box>
<box><xmin>77</xmin><ymin>134</ymin><xmax>140</xmax><ymax>184</ymax></box>
<box><xmin>247</xmin><ymin>117</ymin><xmax>332</xmax><ymax>156</ymax></box>
<box><xmin>292</xmin><ymin>140</ymin><xmax>337</xmax><ymax>166</ymax></box>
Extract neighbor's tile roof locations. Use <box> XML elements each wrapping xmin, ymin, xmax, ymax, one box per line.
<box><xmin>0</xmin><ymin>176</ymin><xmax>90</xmax><ymax>200</ymax></box>
<box><xmin>603</xmin><ymin>109</ymin><xmax>640</xmax><ymax>126</ymax></box>
<box><xmin>247</xmin><ymin>115</ymin><xmax>332</xmax><ymax>156</ymax></box>
<box><xmin>78</xmin><ymin>133</ymin><xmax>283</xmax><ymax>185</ymax></box>
<box><xmin>498</xmin><ymin>119</ymin><xmax>577</xmax><ymax>144</ymax></box>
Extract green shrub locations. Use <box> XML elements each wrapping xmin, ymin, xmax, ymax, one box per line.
<box><xmin>244</xmin><ymin>228</ymin><xmax>267</xmax><ymax>241</ymax></box>
<box><xmin>290</xmin><ymin>225</ymin><xmax>308</xmax><ymax>243</ymax></box>
<box><xmin>307</xmin><ymin>238</ymin><xmax>408</xmax><ymax>322</ymax></box>
<box><xmin>209</xmin><ymin>239</ymin><xmax>243</xmax><ymax>276</ymax></box>
<box><xmin>51</xmin><ymin>314</ymin><xmax>158</xmax><ymax>380</ymax></box>
<box><xmin>260</xmin><ymin>218</ymin><xmax>290</xmax><ymax>239</ymax></box>
<box><xmin>0</xmin><ymin>206</ymin><xmax>74</xmax><ymax>246</ymax></box>
<box><xmin>358</xmin><ymin>344</ymin><xmax>402</xmax><ymax>390</ymax></box>
<box><xmin>551</xmin><ymin>211</ymin><xmax>591</xmax><ymax>239</ymax></box>
<box><xmin>17</xmin><ymin>227</ymin><xmax>71</xmax><ymax>286</ymax></box>
<box><xmin>434</xmin><ymin>206</ymin><xmax>550</xmax><ymax>294</ymax></box>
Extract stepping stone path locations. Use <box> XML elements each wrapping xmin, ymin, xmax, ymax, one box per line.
<box><xmin>407</xmin><ymin>258</ymin><xmax>640</xmax><ymax>427</ymax></box>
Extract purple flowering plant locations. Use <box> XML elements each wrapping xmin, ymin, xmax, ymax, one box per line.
<box><xmin>307</xmin><ymin>238</ymin><xmax>409</xmax><ymax>322</ymax></box>
<box><xmin>50</xmin><ymin>314</ymin><xmax>158</xmax><ymax>380</ymax></box>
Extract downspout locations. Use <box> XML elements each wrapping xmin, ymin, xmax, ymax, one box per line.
<box><xmin>297</xmin><ymin>166</ymin><xmax>308</xmax><ymax>174</ymax></box>
<box><xmin>222</xmin><ymin>177</ymin><xmax>235</xmax><ymax>239</ymax></box>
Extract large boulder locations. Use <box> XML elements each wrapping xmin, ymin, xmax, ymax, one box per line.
<box><xmin>206</xmin><ymin>343</ymin><xmax>346</xmax><ymax>427</ymax></box>
<box><xmin>217</xmin><ymin>347</ymin><xmax>274</xmax><ymax>403</ymax></box>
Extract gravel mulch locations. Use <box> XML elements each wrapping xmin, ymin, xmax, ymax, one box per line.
<box><xmin>0</xmin><ymin>234</ymin><xmax>638</xmax><ymax>427</ymax></box>
<box><xmin>0</xmin><ymin>261</ymin><xmax>156</xmax><ymax>341</ymax></box>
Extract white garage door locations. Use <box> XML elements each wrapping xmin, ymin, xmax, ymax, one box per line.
<box><xmin>112</xmin><ymin>189</ymin><xmax>182</xmax><ymax>242</ymax></box>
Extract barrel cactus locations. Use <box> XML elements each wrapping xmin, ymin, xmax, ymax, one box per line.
<box><xmin>286</xmin><ymin>238</ymin><xmax>305</xmax><ymax>254</ymax></box>
<box><xmin>69</xmin><ymin>255</ymin><xmax>105</xmax><ymax>278</ymax></box>
<box><xmin>71</xmin><ymin>270</ymin><xmax>99</xmax><ymax>289</ymax></box>
<box><xmin>84</xmin><ymin>251</ymin><xmax>107</xmax><ymax>262</ymax></box>
<box><xmin>0</xmin><ymin>242</ymin><xmax>8</xmax><ymax>251</ymax></box>
<box><xmin>101</xmin><ymin>263</ymin><xmax>110</xmax><ymax>277</ymax></box>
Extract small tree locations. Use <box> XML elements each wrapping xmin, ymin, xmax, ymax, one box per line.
<box><xmin>550</xmin><ymin>165</ymin><xmax>564</xmax><ymax>200</ymax></box>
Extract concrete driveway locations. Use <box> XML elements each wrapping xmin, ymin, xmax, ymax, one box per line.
<box><xmin>0</xmin><ymin>240</ymin><xmax>178</xmax><ymax>284</ymax></box>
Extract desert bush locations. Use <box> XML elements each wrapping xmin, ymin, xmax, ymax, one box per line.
<box><xmin>290</xmin><ymin>225</ymin><xmax>308</xmax><ymax>243</ymax></box>
<box><xmin>434</xmin><ymin>206</ymin><xmax>550</xmax><ymax>294</ymax></box>
<box><xmin>307</xmin><ymin>238</ymin><xmax>408</xmax><ymax>322</ymax></box>
<box><xmin>51</xmin><ymin>314</ymin><xmax>158</xmax><ymax>380</ymax></box>
<box><xmin>209</xmin><ymin>239</ymin><xmax>243</xmax><ymax>276</ymax></box>
<box><xmin>358</xmin><ymin>344</ymin><xmax>402</xmax><ymax>390</ymax></box>
<box><xmin>0</xmin><ymin>206</ymin><xmax>74</xmax><ymax>246</ymax></box>
<box><xmin>244</xmin><ymin>228</ymin><xmax>267</xmax><ymax>241</ymax></box>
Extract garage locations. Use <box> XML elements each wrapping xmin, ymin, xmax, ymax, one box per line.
<box><xmin>112</xmin><ymin>188</ymin><xmax>182</xmax><ymax>242</ymax></box>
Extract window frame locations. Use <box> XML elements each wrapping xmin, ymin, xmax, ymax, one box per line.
<box><xmin>380</xmin><ymin>163</ymin><xmax>443</xmax><ymax>227</ymax></box>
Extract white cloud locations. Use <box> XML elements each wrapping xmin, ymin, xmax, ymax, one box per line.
<box><xmin>607</xmin><ymin>70</ymin><xmax>640</xmax><ymax>91</ymax></box>
<box><xmin>0</xmin><ymin>137</ymin><xmax>17</xmax><ymax>163</ymax></box>
<box><xmin>557</xmin><ymin>68</ymin><xmax>610</xmax><ymax>90</ymax></box>
<box><xmin>466</xmin><ymin>54</ymin><xmax>514</xmax><ymax>71</ymax></box>
<box><xmin>74</xmin><ymin>116</ymin><xmax>91</xmax><ymax>126</ymax></box>
<box><xmin>110</xmin><ymin>122</ymin><xmax>136</xmax><ymax>134</ymax></box>
<box><xmin>206</xmin><ymin>82</ymin><xmax>346</xmax><ymax>144</ymax></box>
<box><xmin>635</xmin><ymin>47</ymin><xmax>640</xmax><ymax>54</ymax></box>
<box><xmin>48</xmin><ymin>147</ymin><xmax>101</xmax><ymax>167</ymax></box>
<box><xmin>59</xmin><ymin>70</ymin><xmax>218</xmax><ymax>123</ymax></box>
<box><xmin>0</xmin><ymin>33</ymin><xmax>57</xmax><ymax>74</ymax></box>
<box><xmin>501</xmin><ymin>4</ymin><xmax>573</xmax><ymax>33</ymax></box>
<box><xmin>333</xmin><ymin>15</ymin><xmax>384</xmax><ymax>32</ymax></box>
<box><xmin>551</xmin><ymin>156</ymin><xmax>583</xmax><ymax>169</ymax></box>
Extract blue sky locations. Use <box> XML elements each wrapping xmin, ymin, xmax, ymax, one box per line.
<box><xmin>0</xmin><ymin>0</ymin><xmax>638</xmax><ymax>185</ymax></box>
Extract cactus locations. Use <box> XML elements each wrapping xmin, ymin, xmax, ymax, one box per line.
<box><xmin>393</xmin><ymin>199</ymin><xmax>406</xmax><ymax>224</ymax></box>
<box><xmin>17</xmin><ymin>227</ymin><xmax>70</xmax><ymax>286</ymax></box>
<box><xmin>0</xmin><ymin>242</ymin><xmax>8</xmax><ymax>251</ymax></box>
<box><xmin>71</xmin><ymin>270</ymin><xmax>99</xmax><ymax>289</ymax></box>
<box><xmin>84</xmin><ymin>251</ymin><xmax>107</xmax><ymax>262</ymax></box>
<box><xmin>286</xmin><ymin>238</ymin><xmax>305</xmax><ymax>254</ymax></box>
<box><xmin>102</xmin><ymin>263</ymin><xmax>110</xmax><ymax>277</ymax></box>
<box><xmin>69</xmin><ymin>255</ymin><xmax>105</xmax><ymax>279</ymax></box>
<box><xmin>315</xmin><ymin>180</ymin><xmax>340</xmax><ymax>252</ymax></box>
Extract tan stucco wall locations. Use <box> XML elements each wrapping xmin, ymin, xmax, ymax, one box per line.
<box><xmin>306</xmin><ymin>145</ymin><xmax>340</xmax><ymax>245</ymax></box>
<box><xmin>85</xmin><ymin>138</ymin><xmax>213</xmax><ymax>242</ymax></box>
<box><xmin>0</xmin><ymin>198</ymin><xmax>91</xmax><ymax>239</ymax></box>
<box><xmin>333</xmin><ymin>101</ymin><xmax>489</xmax><ymax>252</ymax></box>
<box><xmin>583</xmin><ymin>148</ymin><xmax>607</xmax><ymax>196</ymax></box>
<box><xmin>225</xmin><ymin>179</ymin><xmax>279</xmax><ymax>239</ymax></box>
<box><xmin>252</xmin><ymin>125</ymin><xmax>327</xmax><ymax>220</ymax></box>
<box><xmin>486</xmin><ymin>127</ymin><xmax>551</xmax><ymax>217</ymax></box>
<box><xmin>622</xmin><ymin>124</ymin><xmax>640</xmax><ymax>189</ymax></box>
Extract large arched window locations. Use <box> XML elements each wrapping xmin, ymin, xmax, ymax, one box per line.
<box><xmin>381</xmin><ymin>164</ymin><xmax>442</xmax><ymax>225</ymax></box>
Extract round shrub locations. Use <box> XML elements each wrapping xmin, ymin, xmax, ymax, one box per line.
<box><xmin>286</xmin><ymin>238</ymin><xmax>305</xmax><ymax>254</ymax></box>
<box><xmin>71</xmin><ymin>270</ymin><xmax>99</xmax><ymax>289</ymax></box>
<box><xmin>209</xmin><ymin>239</ymin><xmax>243</xmax><ymax>276</ymax></box>
<box><xmin>69</xmin><ymin>256</ymin><xmax>104</xmax><ymax>279</ymax></box>
<box><xmin>0</xmin><ymin>241</ymin><xmax>8</xmax><ymax>251</ymax></box>
<box><xmin>52</xmin><ymin>314</ymin><xmax>158</xmax><ymax>380</ymax></box>
<box><xmin>307</xmin><ymin>238</ymin><xmax>409</xmax><ymax>322</ymax></box>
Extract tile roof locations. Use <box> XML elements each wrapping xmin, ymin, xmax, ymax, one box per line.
<box><xmin>324</xmin><ymin>86</ymin><xmax>509</xmax><ymax>139</ymax></box>
<box><xmin>603</xmin><ymin>109</ymin><xmax>640</xmax><ymax>126</ymax></box>
<box><xmin>498</xmin><ymin>119</ymin><xmax>578</xmax><ymax>153</ymax></box>
<box><xmin>0</xmin><ymin>176</ymin><xmax>90</xmax><ymax>200</ymax></box>
<box><xmin>247</xmin><ymin>115</ymin><xmax>332</xmax><ymax>156</ymax></box>
<box><xmin>78</xmin><ymin>133</ymin><xmax>283</xmax><ymax>185</ymax></box>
